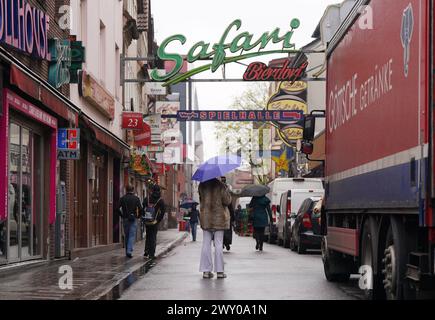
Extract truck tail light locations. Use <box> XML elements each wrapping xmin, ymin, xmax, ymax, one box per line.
<box><xmin>271</xmin><ymin>205</ymin><xmax>277</xmax><ymax>223</ymax></box>
<box><xmin>286</xmin><ymin>200</ymin><xmax>291</xmax><ymax>219</ymax></box>
<box><xmin>303</xmin><ymin>213</ymin><xmax>312</xmax><ymax>229</ymax></box>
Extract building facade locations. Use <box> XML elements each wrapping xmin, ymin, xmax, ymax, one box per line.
<box><xmin>0</xmin><ymin>0</ymin><xmax>79</xmax><ymax>265</ymax></box>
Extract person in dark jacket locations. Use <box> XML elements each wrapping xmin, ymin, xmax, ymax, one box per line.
<box><xmin>118</xmin><ymin>185</ymin><xmax>142</xmax><ymax>258</ymax></box>
<box><xmin>188</xmin><ymin>203</ymin><xmax>199</xmax><ymax>242</ymax></box>
<box><xmin>249</xmin><ymin>195</ymin><xmax>272</xmax><ymax>251</ymax></box>
<box><xmin>234</xmin><ymin>204</ymin><xmax>242</xmax><ymax>235</ymax></box>
<box><xmin>221</xmin><ymin>177</ymin><xmax>234</xmax><ymax>251</ymax></box>
<box><xmin>143</xmin><ymin>185</ymin><xmax>165</xmax><ymax>259</ymax></box>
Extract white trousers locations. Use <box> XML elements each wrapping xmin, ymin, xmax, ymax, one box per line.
<box><xmin>199</xmin><ymin>230</ymin><xmax>224</xmax><ymax>273</ymax></box>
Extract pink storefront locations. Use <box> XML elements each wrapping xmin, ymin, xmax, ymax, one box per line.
<box><xmin>0</xmin><ymin>89</ymin><xmax>57</xmax><ymax>264</ymax></box>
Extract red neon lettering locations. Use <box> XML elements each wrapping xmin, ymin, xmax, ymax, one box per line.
<box><xmin>248</xmin><ymin>112</ymin><xmax>257</xmax><ymax>120</ymax></box>
<box><xmin>200</xmin><ymin>112</ymin><xmax>207</xmax><ymax>120</ymax></box>
<box><xmin>208</xmin><ymin>112</ymin><xmax>217</xmax><ymax>120</ymax></box>
<box><xmin>223</xmin><ymin>112</ymin><xmax>230</xmax><ymax>120</ymax></box>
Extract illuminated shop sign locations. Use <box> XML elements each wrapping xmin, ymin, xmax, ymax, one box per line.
<box><xmin>0</xmin><ymin>0</ymin><xmax>51</xmax><ymax>60</ymax></box>
<box><xmin>151</xmin><ymin>18</ymin><xmax>301</xmax><ymax>86</ymax></box>
<box><xmin>243</xmin><ymin>60</ymin><xmax>308</xmax><ymax>82</ymax></box>
<box><xmin>176</xmin><ymin>110</ymin><xmax>303</xmax><ymax>122</ymax></box>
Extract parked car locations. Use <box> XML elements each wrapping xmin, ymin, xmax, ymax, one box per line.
<box><xmin>290</xmin><ymin>197</ymin><xmax>323</xmax><ymax>254</ymax></box>
<box><xmin>277</xmin><ymin>189</ymin><xmax>324</xmax><ymax>248</ymax></box>
<box><xmin>266</xmin><ymin>178</ymin><xmax>323</xmax><ymax>244</ymax></box>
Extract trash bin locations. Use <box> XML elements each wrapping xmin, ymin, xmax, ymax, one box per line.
<box><xmin>55</xmin><ymin>181</ymin><xmax>66</xmax><ymax>258</ymax></box>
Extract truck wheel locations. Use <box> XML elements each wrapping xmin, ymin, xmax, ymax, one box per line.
<box><xmin>382</xmin><ymin>217</ymin><xmax>412</xmax><ymax>300</ymax></box>
<box><xmin>360</xmin><ymin>217</ymin><xmax>383</xmax><ymax>299</ymax></box>
<box><xmin>322</xmin><ymin>237</ymin><xmax>351</xmax><ymax>282</ymax></box>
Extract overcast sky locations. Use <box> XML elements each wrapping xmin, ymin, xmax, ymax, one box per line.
<box><xmin>151</xmin><ymin>0</ymin><xmax>341</xmax><ymax>160</ymax></box>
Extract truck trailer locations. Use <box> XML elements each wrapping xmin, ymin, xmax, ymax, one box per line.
<box><xmin>304</xmin><ymin>0</ymin><xmax>435</xmax><ymax>299</ymax></box>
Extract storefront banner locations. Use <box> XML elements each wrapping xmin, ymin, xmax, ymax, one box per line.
<box><xmin>79</xmin><ymin>71</ymin><xmax>115</xmax><ymax>120</ymax></box>
<box><xmin>0</xmin><ymin>0</ymin><xmax>51</xmax><ymax>60</ymax></box>
<box><xmin>145</xmin><ymin>144</ymin><xmax>164</xmax><ymax>153</ymax></box>
<box><xmin>122</xmin><ymin>112</ymin><xmax>143</xmax><ymax>130</ymax></box>
<box><xmin>5</xmin><ymin>89</ymin><xmax>57</xmax><ymax>128</ymax></box>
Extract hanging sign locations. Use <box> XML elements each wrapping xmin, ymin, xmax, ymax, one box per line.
<box><xmin>57</xmin><ymin>128</ymin><xmax>80</xmax><ymax>160</ymax></box>
<box><xmin>150</xmin><ymin>18</ymin><xmax>301</xmax><ymax>86</ymax></box>
<box><xmin>48</xmin><ymin>39</ymin><xmax>72</xmax><ymax>88</ymax></box>
<box><xmin>145</xmin><ymin>82</ymin><xmax>167</xmax><ymax>95</ymax></box>
<box><xmin>122</xmin><ymin>112</ymin><xmax>143</xmax><ymax>130</ymax></box>
<box><xmin>176</xmin><ymin>110</ymin><xmax>303</xmax><ymax>122</ymax></box>
<box><xmin>133</xmin><ymin>123</ymin><xmax>151</xmax><ymax>147</ymax></box>
<box><xmin>0</xmin><ymin>0</ymin><xmax>51</xmax><ymax>60</ymax></box>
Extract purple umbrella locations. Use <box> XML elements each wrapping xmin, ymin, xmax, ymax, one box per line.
<box><xmin>192</xmin><ymin>155</ymin><xmax>242</xmax><ymax>183</ymax></box>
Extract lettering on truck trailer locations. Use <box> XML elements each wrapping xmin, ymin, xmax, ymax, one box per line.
<box><xmin>329</xmin><ymin>58</ymin><xmax>393</xmax><ymax>133</ymax></box>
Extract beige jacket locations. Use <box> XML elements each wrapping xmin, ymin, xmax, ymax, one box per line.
<box><xmin>198</xmin><ymin>179</ymin><xmax>232</xmax><ymax>230</ymax></box>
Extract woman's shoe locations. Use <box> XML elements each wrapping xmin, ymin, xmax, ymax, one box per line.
<box><xmin>203</xmin><ymin>272</ymin><xmax>214</xmax><ymax>279</ymax></box>
<box><xmin>256</xmin><ymin>244</ymin><xmax>259</xmax><ymax>250</ymax></box>
<box><xmin>217</xmin><ymin>272</ymin><xmax>227</xmax><ymax>279</ymax></box>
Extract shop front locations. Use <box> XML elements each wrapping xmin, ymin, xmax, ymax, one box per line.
<box><xmin>0</xmin><ymin>89</ymin><xmax>57</xmax><ymax>265</ymax></box>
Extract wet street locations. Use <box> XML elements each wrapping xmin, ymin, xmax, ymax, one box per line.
<box><xmin>120</xmin><ymin>231</ymin><xmax>364</xmax><ymax>300</ymax></box>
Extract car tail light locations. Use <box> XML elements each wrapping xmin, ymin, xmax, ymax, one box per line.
<box><xmin>271</xmin><ymin>205</ymin><xmax>277</xmax><ymax>222</ymax></box>
<box><xmin>302</xmin><ymin>213</ymin><xmax>312</xmax><ymax>229</ymax></box>
<box><xmin>286</xmin><ymin>199</ymin><xmax>291</xmax><ymax>219</ymax></box>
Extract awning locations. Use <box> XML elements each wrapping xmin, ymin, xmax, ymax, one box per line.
<box><xmin>9</xmin><ymin>64</ymin><xmax>79</xmax><ymax>126</ymax></box>
<box><xmin>81</xmin><ymin>115</ymin><xmax>130</xmax><ymax>157</ymax></box>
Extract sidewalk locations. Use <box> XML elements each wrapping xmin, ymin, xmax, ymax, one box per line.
<box><xmin>0</xmin><ymin>229</ymin><xmax>188</xmax><ymax>300</ymax></box>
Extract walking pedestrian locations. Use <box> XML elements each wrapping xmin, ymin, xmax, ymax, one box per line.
<box><xmin>188</xmin><ymin>204</ymin><xmax>199</xmax><ymax>242</ymax></box>
<box><xmin>248</xmin><ymin>195</ymin><xmax>273</xmax><ymax>251</ymax></box>
<box><xmin>143</xmin><ymin>185</ymin><xmax>165</xmax><ymax>259</ymax></box>
<box><xmin>198</xmin><ymin>178</ymin><xmax>232</xmax><ymax>279</ymax></box>
<box><xmin>234</xmin><ymin>204</ymin><xmax>242</xmax><ymax>235</ymax></box>
<box><xmin>118</xmin><ymin>185</ymin><xmax>142</xmax><ymax>258</ymax></box>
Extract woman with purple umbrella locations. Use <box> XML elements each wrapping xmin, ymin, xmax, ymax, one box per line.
<box><xmin>192</xmin><ymin>155</ymin><xmax>241</xmax><ymax>279</ymax></box>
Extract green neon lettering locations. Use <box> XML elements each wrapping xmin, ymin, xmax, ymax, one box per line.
<box><xmin>187</xmin><ymin>41</ymin><xmax>212</xmax><ymax>63</ymax></box>
<box><xmin>150</xmin><ymin>34</ymin><xmax>186</xmax><ymax>81</ymax></box>
<box><xmin>229</xmin><ymin>32</ymin><xmax>253</xmax><ymax>53</ymax></box>
<box><xmin>211</xmin><ymin>19</ymin><xmax>241</xmax><ymax>72</ymax></box>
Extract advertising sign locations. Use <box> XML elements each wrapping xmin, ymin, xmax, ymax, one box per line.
<box><xmin>150</xmin><ymin>18</ymin><xmax>302</xmax><ymax>86</ymax></box>
<box><xmin>57</xmin><ymin>128</ymin><xmax>80</xmax><ymax>160</ymax></box>
<box><xmin>144</xmin><ymin>113</ymin><xmax>162</xmax><ymax>144</ymax></box>
<box><xmin>267</xmin><ymin>79</ymin><xmax>308</xmax><ymax>145</ymax></box>
<box><xmin>156</xmin><ymin>101</ymin><xmax>180</xmax><ymax>132</ymax></box>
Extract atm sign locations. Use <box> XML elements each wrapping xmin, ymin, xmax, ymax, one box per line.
<box><xmin>58</xmin><ymin>129</ymin><xmax>80</xmax><ymax>160</ymax></box>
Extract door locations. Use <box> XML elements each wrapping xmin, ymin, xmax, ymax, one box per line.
<box><xmin>7</xmin><ymin>122</ymin><xmax>43</xmax><ymax>263</ymax></box>
<box><xmin>91</xmin><ymin>152</ymin><xmax>106</xmax><ymax>246</ymax></box>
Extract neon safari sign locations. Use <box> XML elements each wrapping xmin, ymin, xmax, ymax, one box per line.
<box><xmin>151</xmin><ymin>19</ymin><xmax>301</xmax><ymax>86</ymax></box>
<box><xmin>0</xmin><ymin>0</ymin><xmax>51</xmax><ymax>60</ymax></box>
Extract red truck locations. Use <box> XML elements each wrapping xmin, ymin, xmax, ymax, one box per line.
<box><xmin>303</xmin><ymin>0</ymin><xmax>435</xmax><ymax>299</ymax></box>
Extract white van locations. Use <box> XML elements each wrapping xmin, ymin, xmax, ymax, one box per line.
<box><xmin>266</xmin><ymin>178</ymin><xmax>324</xmax><ymax>244</ymax></box>
<box><xmin>276</xmin><ymin>189</ymin><xmax>324</xmax><ymax>247</ymax></box>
